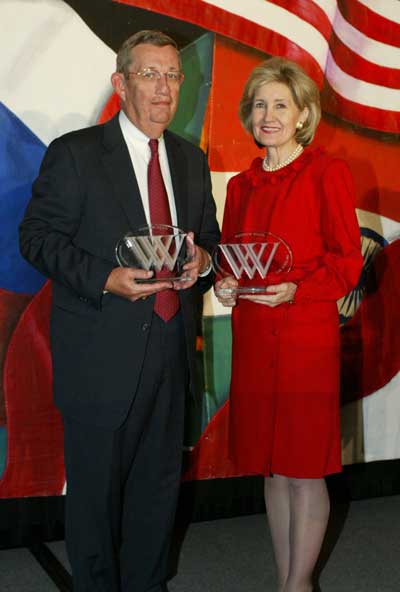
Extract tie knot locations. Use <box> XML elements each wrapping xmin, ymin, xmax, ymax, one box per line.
<box><xmin>149</xmin><ymin>138</ymin><xmax>159</xmax><ymax>156</ymax></box>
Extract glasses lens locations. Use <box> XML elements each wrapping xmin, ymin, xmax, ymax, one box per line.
<box><xmin>131</xmin><ymin>69</ymin><xmax>183</xmax><ymax>84</ymax></box>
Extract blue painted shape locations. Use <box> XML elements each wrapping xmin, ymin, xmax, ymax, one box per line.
<box><xmin>0</xmin><ymin>102</ymin><xmax>47</xmax><ymax>294</ymax></box>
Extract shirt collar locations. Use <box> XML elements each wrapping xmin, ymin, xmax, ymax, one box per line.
<box><xmin>119</xmin><ymin>110</ymin><xmax>165</xmax><ymax>148</ymax></box>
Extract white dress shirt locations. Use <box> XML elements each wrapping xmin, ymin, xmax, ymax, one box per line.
<box><xmin>119</xmin><ymin>110</ymin><xmax>177</xmax><ymax>226</ymax></box>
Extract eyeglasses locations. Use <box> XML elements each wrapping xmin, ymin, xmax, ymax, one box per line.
<box><xmin>127</xmin><ymin>68</ymin><xmax>184</xmax><ymax>84</ymax></box>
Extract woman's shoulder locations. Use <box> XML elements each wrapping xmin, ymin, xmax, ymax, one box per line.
<box><xmin>306</xmin><ymin>149</ymin><xmax>355</xmax><ymax>203</ymax></box>
<box><xmin>227</xmin><ymin>157</ymin><xmax>264</xmax><ymax>190</ymax></box>
<box><xmin>306</xmin><ymin>147</ymin><xmax>351</xmax><ymax>173</ymax></box>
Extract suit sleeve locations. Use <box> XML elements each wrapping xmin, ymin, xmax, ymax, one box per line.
<box><xmin>195</xmin><ymin>150</ymin><xmax>221</xmax><ymax>294</ymax></box>
<box><xmin>19</xmin><ymin>137</ymin><xmax>114</xmax><ymax>308</ymax></box>
<box><xmin>294</xmin><ymin>159</ymin><xmax>364</xmax><ymax>304</ymax></box>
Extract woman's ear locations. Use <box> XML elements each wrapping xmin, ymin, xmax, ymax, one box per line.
<box><xmin>300</xmin><ymin>106</ymin><xmax>309</xmax><ymax>125</ymax></box>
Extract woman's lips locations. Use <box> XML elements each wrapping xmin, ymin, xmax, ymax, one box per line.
<box><xmin>260</xmin><ymin>126</ymin><xmax>280</xmax><ymax>133</ymax></box>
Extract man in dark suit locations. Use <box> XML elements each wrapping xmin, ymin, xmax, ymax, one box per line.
<box><xmin>19</xmin><ymin>30</ymin><xmax>220</xmax><ymax>592</ymax></box>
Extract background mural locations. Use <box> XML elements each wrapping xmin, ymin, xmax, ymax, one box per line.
<box><xmin>0</xmin><ymin>0</ymin><xmax>399</xmax><ymax>497</ymax></box>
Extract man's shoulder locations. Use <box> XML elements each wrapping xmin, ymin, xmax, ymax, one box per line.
<box><xmin>57</xmin><ymin>121</ymin><xmax>106</xmax><ymax>146</ymax></box>
<box><xmin>54</xmin><ymin>114</ymin><xmax>119</xmax><ymax>150</ymax></box>
<box><xmin>164</xmin><ymin>129</ymin><xmax>205</xmax><ymax>159</ymax></box>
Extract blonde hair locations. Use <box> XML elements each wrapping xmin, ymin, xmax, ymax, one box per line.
<box><xmin>239</xmin><ymin>56</ymin><xmax>321</xmax><ymax>146</ymax></box>
<box><xmin>116</xmin><ymin>30</ymin><xmax>180</xmax><ymax>79</ymax></box>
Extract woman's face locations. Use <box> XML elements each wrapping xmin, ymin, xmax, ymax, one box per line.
<box><xmin>251</xmin><ymin>81</ymin><xmax>308</xmax><ymax>150</ymax></box>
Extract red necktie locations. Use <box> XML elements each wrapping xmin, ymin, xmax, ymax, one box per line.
<box><xmin>148</xmin><ymin>138</ymin><xmax>180</xmax><ymax>322</ymax></box>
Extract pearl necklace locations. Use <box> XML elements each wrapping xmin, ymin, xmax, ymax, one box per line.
<box><xmin>262</xmin><ymin>144</ymin><xmax>304</xmax><ymax>172</ymax></box>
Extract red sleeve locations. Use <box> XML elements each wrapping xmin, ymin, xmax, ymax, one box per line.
<box><xmin>294</xmin><ymin>159</ymin><xmax>363</xmax><ymax>304</ymax></box>
<box><xmin>220</xmin><ymin>175</ymin><xmax>237</xmax><ymax>243</ymax></box>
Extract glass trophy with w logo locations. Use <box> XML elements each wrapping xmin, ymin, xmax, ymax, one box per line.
<box><xmin>115</xmin><ymin>224</ymin><xmax>192</xmax><ymax>283</ymax></box>
<box><xmin>213</xmin><ymin>231</ymin><xmax>292</xmax><ymax>295</ymax></box>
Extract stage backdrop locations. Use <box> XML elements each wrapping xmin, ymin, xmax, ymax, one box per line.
<box><xmin>0</xmin><ymin>0</ymin><xmax>399</xmax><ymax>497</ymax></box>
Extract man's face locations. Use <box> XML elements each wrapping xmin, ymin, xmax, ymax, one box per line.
<box><xmin>113</xmin><ymin>43</ymin><xmax>182</xmax><ymax>137</ymax></box>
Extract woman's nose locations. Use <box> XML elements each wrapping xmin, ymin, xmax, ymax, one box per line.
<box><xmin>263</xmin><ymin>106</ymin><xmax>273</xmax><ymax>120</ymax></box>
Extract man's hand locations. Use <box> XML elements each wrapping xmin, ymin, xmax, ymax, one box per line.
<box><xmin>239</xmin><ymin>282</ymin><xmax>297</xmax><ymax>307</ymax></box>
<box><xmin>104</xmin><ymin>267</ymin><xmax>173</xmax><ymax>302</ymax></box>
<box><xmin>172</xmin><ymin>231</ymin><xmax>211</xmax><ymax>291</ymax></box>
<box><xmin>214</xmin><ymin>276</ymin><xmax>238</xmax><ymax>307</ymax></box>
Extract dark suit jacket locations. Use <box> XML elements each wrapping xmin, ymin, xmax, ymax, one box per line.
<box><xmin>19</xmin><ymin>114</ymin><xmax>220</xmax><ymax>429</ymax></box>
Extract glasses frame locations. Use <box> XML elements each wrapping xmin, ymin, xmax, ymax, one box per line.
<box><xmin>127</xmin><ymin>68</ymin><xmax>184</xmax><ymax>85</ymax></box>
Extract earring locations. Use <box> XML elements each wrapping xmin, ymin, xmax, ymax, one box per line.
<box><xmin>296</xmin><ymin>121</ymin><xmax>303</xmax><ymax>130</ymax></box>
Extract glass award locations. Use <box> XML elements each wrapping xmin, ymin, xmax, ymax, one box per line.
<box><xmin>115</xmin><ymin>224</ymin><xmax>192</xmax><ymax>283</ymax></box>
<box><xmin>213</xmin><ymin>231</ymin><xmax>292</xmax><ymax>295</ymax></box>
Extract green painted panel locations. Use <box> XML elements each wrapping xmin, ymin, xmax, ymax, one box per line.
<box><xmin>170</xmin><ymin>33</ymin><xmax>214</xmax><ymax>145</ymax></box>
<box><xmin>184</xmin><ymin>315</ymin><xmax>232</xmax><ymax>447</ymax></box>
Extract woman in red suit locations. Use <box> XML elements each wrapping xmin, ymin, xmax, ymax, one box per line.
<box><xmin>215</xmin><ymin>57</ymin><xmax>363</xmax><ymax>592</ymax></box>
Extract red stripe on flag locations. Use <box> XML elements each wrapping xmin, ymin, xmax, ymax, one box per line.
<box><xmin>329</xmin><ymin>31</ymin><xmax>400</xmax><ymax>89</ymax></box>
<box><xmin>0</xmin><ymin>282</ymin><xmax>65</xmax><ymax>498</ymax></box>
<box><xmin>183</xmin><ymin>401</ymin><xmax>236</xmax><ymax>480</ymax></box>
<box><xmin>315</xmin><ymin>120</ymin><xmax>400</xmax><ymax>223</ymax></box>
<box><xmin>114</xmin><ymin>0</ymin><xmax>325</xmax><ymax>86</ymax></box>
<box><xmin>338</xmin><ymin>0</ymin><xmax>400</xmax><ymax>48</ymax></box>
<box><xmin>322</xmin><ymin>80</ymin><xmax>400</xmax><ymax>134</ymax></box>
<box><xmin>98</xmin><ymin>93</ymin><xmax>120</xmax><ymax>124</ymax></box>
<box><xmin>342</xmin><ymin>240</ymin><xmax>400</xmax><ymax>403</ymax></box>
<box><xmin>0</xmin><ymin>289</ymin><xmax>32</xmax><ymax>425</ymax></box>
<box><xmin>271</xmin><ymin>0</ymin><xmax>332</xmax><ymax>42</ymax></box>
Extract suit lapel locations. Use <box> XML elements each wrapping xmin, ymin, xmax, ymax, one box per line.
<box><xmin>164</xmin><ymin>131</ymin><xmax>188</xmax><ymax>232</ymax></box>
<box><xmin>101</xmin><ymin>117</ymin><xmax>189</xmax><ymax>233</ymax></box>
<box><xmin>101</xmin><ymin>114</ymin><xmax>147</xmax><ymax>232</ymax></box>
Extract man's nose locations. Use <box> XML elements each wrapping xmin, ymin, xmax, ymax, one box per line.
<box><xmin>156</xmin><ymin>74</ymin><xmax>171</xmax><ymax>91</ymax></box>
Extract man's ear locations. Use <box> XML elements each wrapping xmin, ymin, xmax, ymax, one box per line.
<box><xmin>111</xmin><ymin>72</ymin><xmax>126</xmax><ymax>101</ymax></box>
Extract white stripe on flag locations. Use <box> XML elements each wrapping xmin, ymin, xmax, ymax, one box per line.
<box><xmin>356</xmin><ymin>209</ymin><xmax>400</xmax><ymax>245</ymax></box>
<box><xmin>202</xmin><ymin>0</ymin><xmax>330</xmax><ymax>70</ymax></box>
<box><xmin>363</xmin><ymin>371</ymin><xmax>400</xmax><ymax>462</ymax></box>
<box><xmin>333</xmin><ymin>9</ymin><xmax>400</xmax><ymax>68</ymax></box>
<box><xmin>357</xmin><ymin>0</ymin><xmax>400</xmax><ymax>24</ymax></box>
<box><xmin>311</xmin><ymin>0</ymin><xmax>338</xmax><ymax>24</ymax></box>
<box><xmin>326</xmin><ymin>52</ymin><xmax>400</xmax><ymax>111</ymax></box>
<box><xmin>0</xmin><ymin>0</ymin><xmax>115</xmax><ymax>145</ymax></box>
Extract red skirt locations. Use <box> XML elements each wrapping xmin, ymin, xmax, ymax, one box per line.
<box><xmin>228</xmin><ymin>299</ymin><xmax>342</xmax><ymax>478</ymax></box>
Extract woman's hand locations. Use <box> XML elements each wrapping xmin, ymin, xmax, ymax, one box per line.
<box><xmin>214</xmin><ymin>276</ymin><xmax>238</xmax><ymax>307</ymax></box>
<box><xmin>240</xmin><ymin>282</ymin><xmax>297</xmax><ymax>307</ymax></box>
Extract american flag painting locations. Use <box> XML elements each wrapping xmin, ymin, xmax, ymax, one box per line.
<box><xmin>117</xmin><ymin>0</ymin><xmax>400</xmax><ymax>133</ymax></box>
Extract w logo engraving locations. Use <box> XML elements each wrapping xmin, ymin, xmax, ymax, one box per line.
<box><xmin>124</xmin><ymin>233</ymin><xmax>186</xmax><ymax>271</ymax></box>
<box><xmin>213</xmin><ymin>232</ymin><xmax>292</xmax><ymax>281</ymax></box>
<box><xmin>219</xmin><ymin>242</ymin><xmax>279</xmax><ymax>279</ymax></box>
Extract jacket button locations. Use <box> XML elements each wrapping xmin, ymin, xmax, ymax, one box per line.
<box><xmin>142</xmin><ymin>323</ymin><xmax>150</xmax><ymax>332</ymax></box>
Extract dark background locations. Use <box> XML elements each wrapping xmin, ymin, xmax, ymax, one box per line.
<box><xmin>64</xmin><ymin>0</ymin><xmax>206</xmax><ymax>51</ymax></box>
